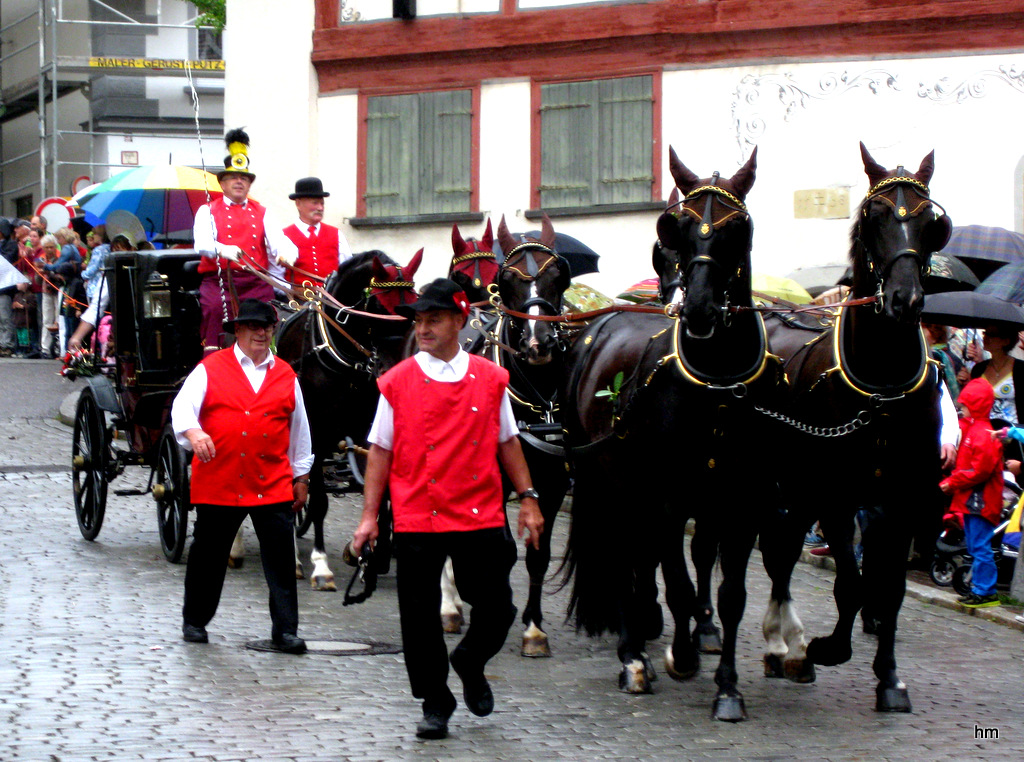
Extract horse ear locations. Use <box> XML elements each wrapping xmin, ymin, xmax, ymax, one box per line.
<box><xmin>860</xmin><ymin>141</ymin><xmax>889</xmax><ymax>188</ymax></box>
<box><xmin>404</xmin><ymin>248</ymin><xmax>424</xmax><ymax>278</ymax></box>
<box><xmin>666</xmin><ymin>186</ymin><xmax>680</xmax><ymax>210</ymax></box>
<box><xmin>730</xmin><ymin>146</ymin><xmax>757</xmax><ymax>199</ymax></box>
<box><xmin>539</xmin><ymin>213</ymin><xmax>557</xmax><ymax>250</ymax></box>
<box><xmin>451</xmin><ymin>223</ymin><xmax>466</xmax><ymax>256</ymax></box>
<box><xmin>668</xmin><ymin>145</ymin><xmax>701</xmax><ymax>194</ymax></box>
<box><xmin>481</xmin><ymin>218</ymin><xmax>494</xmax><ymax>250</ymax></box>
<box><xmin>916</xmin><ymin>150</ymin><xmax>936</xmax><ymax>186</ymax></box>
<box><xmin>497</xmin><ymin>215</ymin><xmax>518</xmax><ymax>254</ymax></box>
<box><xmin>370</xmin><ymin>256</ymin><xmax>390</xmax><ymax>281</ymax></box>
<box><xmin>656</xmin><ymin>212</ymin><xmax>682</xmax><ymax>253</ymax></box>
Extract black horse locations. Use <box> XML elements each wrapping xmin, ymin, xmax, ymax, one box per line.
<box><xmin>562</xmin><ymin>147</ymin><xmax>788</xmax><ymax>721</ymax></box>
<box><xmin>758</xmin><ymin>143</ymin><xmax>952</xmax><ymax>713</ymax></box>
<box><xmin>274</xmin><ymin>250</ymin><xmax>420</xmax><ymax>589</ymax></box>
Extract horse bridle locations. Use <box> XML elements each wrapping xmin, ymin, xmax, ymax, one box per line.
<box><xmin>451</xmin><ymin>241</ymin><xmax>498</xmax><ymax>290</ymax></box>
<box><xmin>859</xmin><ymin>171</ymin><xmax>948</xmax><ymax>310</ymax></box>
<box><xmin>501</xmin><ymin>241</ymin><xmax>569</xmax><ymax>324</ymax></box>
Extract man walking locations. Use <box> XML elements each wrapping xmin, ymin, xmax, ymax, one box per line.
<box><xmin>280</xmin><ymin>177</ymin><xmax>352</xmax><ymax>287</ymax></box>
<box><xmin>172</xmin><ymin>299</ymin><xmax>312</xmax><ymax>653</ymax></box>
<box><xmin>352</xmin><ymin>278</ymin><xmax>544</xmax><ymax>740</ymax></box>
<box><xmin>192</xmin><ymin>129</ymin><xmax>297</xmax><ymax>352</ymax></box>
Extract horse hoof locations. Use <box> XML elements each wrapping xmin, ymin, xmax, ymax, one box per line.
<box><xmin>807</xmin><ymin>636</ymin><xmax>851</xmax><ymax>667</ymax></box>
<box><xmin>763</xmin><ymin>654</ymin><xmax>785</xmax><ymax>678</ymax></box>
<box><xmin>521</xmin><ymin>623</ymin><xmax>551</xmax><ymax>657</ymax></box>
<box><xmin>784</xmin><ymin>658</ymin><xmax>816</xmax><ymax>684</ymax></box>
<box><xmin>311</xmin><ymin>575</ymin><xmax>337</xmax><ymax>592</ymax></box>
<box><xmin>692</xmin><ymin>627</ymin><xmax>723</xmax><ymax>655</ymax></box>
<box><xmin>862</xmin><ymin>614</ymin><xmax>881</xmax><ymax>636</ymax></box>
<box><xmin>876</xmin><ymin>682</ymin><xmax>912</xmax><ymax>713</ymax></box>
<box><xmin>441</xmin><ymin>613</ymin><xmax>464</xmax><ymax>634</ymax></box>
<box><xmin>295</xmin><ymin>564</ymin><xmax>305</xmax><ymax>580</ymax></box>
<box><xmin>618</xmin><ymin>660</ymin><xmax>653</xmax><ymax>694</ymax></box>
<box><xmin>712</xmin><ymin>694</ymin><xmax>747</xmax><ymax>722</ymax></box>
<box><xmin>641</xmin><ymin>653</ymin><xmax>657</xmax><ymax>682</ymax></box>
<box><xmin>664</xmin><ymin>645</ymin><xmax>698</xmax><ymax>681</ymax></box>
<box><xmin>227</xmin><ymin>556</ymin><xmax>244</xmax><ymax>570</ymax></box>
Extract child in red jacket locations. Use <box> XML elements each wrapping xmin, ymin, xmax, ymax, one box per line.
<box><xmin>939</xmin><ymin>378</ymin><xmax>1004</xmax><ymax>608</ymax></box>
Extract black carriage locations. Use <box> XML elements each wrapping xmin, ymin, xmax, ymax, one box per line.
<box><xmin>70</xmin><ymin>249</ymin><xmax>203</xmax><ymax>562</ymax></box>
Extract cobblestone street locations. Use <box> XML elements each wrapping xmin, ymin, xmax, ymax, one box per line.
<box><xmin>1</xmin><ymin>362</ymin><xmax>1023</xmax><ymax>760</ymax></box>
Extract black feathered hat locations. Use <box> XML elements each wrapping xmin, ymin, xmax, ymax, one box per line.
<box><xmin>217</xmin><ymin>128</ymin><xmax>256</xmax><ymax>182</ymax></box>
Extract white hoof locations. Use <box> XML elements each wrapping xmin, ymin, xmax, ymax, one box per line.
<box><xmin>310</xmin><ymin>550</ymin><xmax>336</xmax><ymax>592</ymax></box>
<box><xmin>441</xmin><ymin>612</ymin><xmax>464</xmax><ymax>633</ymax></box>
<box><xmin>521</xmin><ymin>621</ymin><xmax>551</xmax><ymax>657</ymax></box>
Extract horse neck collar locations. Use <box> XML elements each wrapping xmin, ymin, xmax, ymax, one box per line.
<box><xmin>491</xmin><ymin>315</ymin><xmax>559</xmax><ymax>416</ymax></box>
<box><xmin>829</xmin><ymin>305</ymin><xmax>932</xmax><ymax>397</ymax></box>
<box><xmin>312</xmin><ymin>301</ymin><xmax>374</xmax><ymax>374</ymax></box>
<box><xmin>670</xmin><ymin>311</ymin><xmax>775</xmax><ymax>388</ymax></box>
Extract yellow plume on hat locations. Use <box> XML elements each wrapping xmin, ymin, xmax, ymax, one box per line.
<box><xmin>222</xmin><ymin>128</ymin><xmax>253</xmax><ymax>175</ymax></box>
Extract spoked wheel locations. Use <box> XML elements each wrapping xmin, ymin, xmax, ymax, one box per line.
<box><xmin>71</xmin><ymin>389</ymin><xmax>108</xmax><ymax>540</ymax></box>
<box><xmin>154</xmin><ymin>425</ymin><xmax>191</xmax><ymax>563</ymax></box>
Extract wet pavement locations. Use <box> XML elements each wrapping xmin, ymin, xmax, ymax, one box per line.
<box><xmin>1</xmin><ymin>359</ymin><xmax>1023</xmax><ymax>760</ymax></box>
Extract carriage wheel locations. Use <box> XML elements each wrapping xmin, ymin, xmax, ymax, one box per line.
<box><xmin>154</xmin><ymin>426</ymin><xmax>191</xmax><ymax>563</ymax></box>
<box><xmin>71</xmin><ymin>389</ymin><xmax>108</xmax><ymax>541</ymax></box>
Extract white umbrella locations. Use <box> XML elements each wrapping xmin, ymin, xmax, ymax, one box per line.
<box><xmin>0</xmin><ymin>256</ymin><xmax>30</xmax><ymax>291</ymax></box>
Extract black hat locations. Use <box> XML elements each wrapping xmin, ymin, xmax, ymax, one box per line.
<box><xmin>396</xmin><ymin>278</ymin><xmax>470</xmax><ymax>319</ymax></box>
<box><xmin>289</xmin><ymin>177</ymin><xmax>331</xmax><ymax>200</ymax></box>
<box><xmin>217</xmin><ymin>128</ymin><xmax>257</xmax><ymax>182</ymax></box>
<box><xmin>223</xmin><ymin>299</ymin><xmax>277</xmax><ymax>332</ymax></box>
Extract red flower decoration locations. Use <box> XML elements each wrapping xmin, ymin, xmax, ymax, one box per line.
<box><xmin>453</xmin><ymin>290</ymin><xmax>470</xmax><ymax>317</ymax></box>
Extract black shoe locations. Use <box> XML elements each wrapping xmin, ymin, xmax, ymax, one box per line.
<box><xmin>415</xmin><ymin>710</ymin><xmax>450</xmax><ymax>740</ymax></box>
<box><xmin>182</xmin><ymin>623</ymin><xmax>208</xmax><ymax>643</ymax></box>
<box><xmin>451</xmin><ymin>649</ymin><xmax>494</xmax><ymax>717</ymax></box>
<box><xmin>272</xmin><ymin>633</ymin><xmax>308</xmax><ymax>654</ymax></box>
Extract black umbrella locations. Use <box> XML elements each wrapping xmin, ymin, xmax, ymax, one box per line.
<box><xmin>492</xmin><ymin>231</ymin><xmax>600</xmax><ymax>278</ymax></box>
<box><xmin>921</xmin><ymin>291</ymin><xmax>1024</xmax><ymax>330</ymax></box>
<box><xmin>925</xmin><ymin>253</ymin><xmax>979</xmax><ymax>294</ymax></box>
<box><xmin>785</xmin><ymin>264</ymin><xmax>849</xmax><ymax>298</ymax></box>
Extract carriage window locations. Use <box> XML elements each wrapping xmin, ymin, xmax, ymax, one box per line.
<box><xmin>538</xmin><ymin>75</ymin><xmax>654</xmax><ymax>209</ymax></box>
<box><xmin>364</xmin><ymin>90</ymin><xmax>473</xmax><ymax>217</ymax></box>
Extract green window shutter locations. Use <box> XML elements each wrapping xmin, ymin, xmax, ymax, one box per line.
<box><xmin>366</xmin><ymin>90</ymin><xmax>472</xmax><ymax>217</ymax></box>
<box><xmin>540</xmin><ymin>75</ymin><xmax>652</xmax><ymax>209</ymax></box>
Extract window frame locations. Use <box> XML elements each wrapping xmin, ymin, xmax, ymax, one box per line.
<box><xmin>529</xmin><ymin>70</ymin><xmax>662</xmax><ymax>215</ymax></box>
<box><xmin>354</xmin><ymin>85</ymin><xmax>481</xmax><ymax>225</ymax></box>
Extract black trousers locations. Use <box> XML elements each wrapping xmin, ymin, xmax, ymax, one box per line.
<box><xmin>394</xmin><ymin>527</ymin><xmax>517</xmax><ymax>713</ymax></box>
<box><xmin>183</xmin><ymin>502</ymin><xmax>299</xmax><ymax>639</ymax></box>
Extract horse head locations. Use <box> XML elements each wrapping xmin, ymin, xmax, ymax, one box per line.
<box><xmin>854</xmin><ymin>142</ymin><xmax>952</xmax><ymax>324</ymax></box>
<box><xmin>496</xmin><ymin>214</ymin><xmax>571</xmax><ymax>365</ymax></box>
<box><xmin>656</xmin><ymin>146</ymin><xmax>757</xmax><ymax>339</ymax></box>
<box><xmin>652</xmin><ymin>188</ymin><xmax>682</xmax><ymax>303</ymax></box>
<box><xmin>449</xmin><ymin>219</ymin><xmax>499</xmax><ymax>304</ymax></box>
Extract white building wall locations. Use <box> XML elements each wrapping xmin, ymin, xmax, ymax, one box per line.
<box><xmin>231</xmin><ymin>7</ymin><xmax>1024</xmax><ymax>296</ymax></box>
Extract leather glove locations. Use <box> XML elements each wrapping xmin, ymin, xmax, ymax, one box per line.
<box><xmin>219</xmin><ymin>244</ymin><xmax>242</xmax><ymax>262</ymax></box>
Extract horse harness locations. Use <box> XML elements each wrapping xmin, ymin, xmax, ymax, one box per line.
<box><xmin>450</xmin><ymin>239</ymin><xmax>498</xmax><ymax>291</ymax></box>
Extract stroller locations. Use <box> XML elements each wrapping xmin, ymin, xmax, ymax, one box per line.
<box><xmin>942</xmin><ymin>478</ymin><xmax>1023</xmax><ymax>596</ymax></box>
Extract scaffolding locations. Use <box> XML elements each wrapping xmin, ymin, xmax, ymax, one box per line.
<box><xmin>0</xmin><ymin>0</ymin><xmax>224</xmax><ymax>216</ymax></box>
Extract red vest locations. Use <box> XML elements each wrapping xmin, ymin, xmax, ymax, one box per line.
<box><xmin>379</xmin><ymin>354</ymin><xmax>509</xmax><ymax>532</ymax></box>
<box><xmin>281</xmin><ymin>223</ymin><xmax>341</xmax><ymax>284</ymax></box>
<box><xmin>189</xmin><ymin>348</ymin><xmax>296</xmax><ymax>506</ymax></box>
<box><xmin>198</xmin><ymin>197</ymin><xmax>270</xmax><ymax>274</ymax></box>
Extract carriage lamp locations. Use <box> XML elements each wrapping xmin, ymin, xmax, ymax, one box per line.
<box><xmin>143</xmin><ymin>271</ymin><xmax>172</xmax><ymax>319</ymax></box>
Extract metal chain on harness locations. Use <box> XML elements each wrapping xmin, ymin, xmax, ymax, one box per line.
<box><xmin>752</xmin><ymin>391</ymin><xmax>904</xmax><ymax>438</ymax></box>
<box><xmin>185</xmin><ymin>61</ymin><xmax>228</xmax><ymax>327</ymax></box>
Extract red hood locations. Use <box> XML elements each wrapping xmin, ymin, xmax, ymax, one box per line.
<box><xmin>958</xmin><ymin>377</ymin><xmax>994</xmax><ymax>422</ymax></box>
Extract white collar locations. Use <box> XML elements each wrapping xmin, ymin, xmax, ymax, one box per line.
<box><xmin>415</xmin><ymin>348</ymin><xmax>468</xmax><ymax>381</ymax></box>
<box><xmin>223</xmin><ymin>197</ymin><xmax>248</xmax><ymax>208</ymax></box>
<box><xmin>298</xmin><ymin>220</ymin><xmax>320</xmax><ymax>235</ymax></box>
<box><xmin>234</xmin><ymin>342</ymin><xmax>275</xmax><ymax>370</ymax></box>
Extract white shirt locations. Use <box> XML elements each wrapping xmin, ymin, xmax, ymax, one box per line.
<box><xmin>292</xmin><ymin>219</ymin><xmax>355</xmax><ymax>264</ymax></box>
<box><xmin>368</xmin><ymin>348</ymin><xmax>519</xmax><ymax>451</ymax></box>
<box><xmin>192</xmin><ymin>198</ymin><xmax>297</xmax><ymax>289</ymax></box>
<box><xmin>171</xmin><ymin>343</ymin><xmax>315</xmax><ymax>474</ymax></box>
<box><xmin>939</xmin><ymin>378</ymin><xmax>960</xmax><ymax>449</ymax></box>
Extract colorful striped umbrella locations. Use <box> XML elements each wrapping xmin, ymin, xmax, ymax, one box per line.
<box><xmin>77</xmin><ymin>165</ymin><xmax>223</xmax><ymax>241</ymax></box>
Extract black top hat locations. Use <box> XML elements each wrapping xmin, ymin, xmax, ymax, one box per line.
<box><xmin>396</xmin><ymin>278</ymin><xmax>470</xmax><ymax>319</ymax></box>
<box><xmin>289</xmin><ymin>177</ymin><xmax>331</xmax><ymax>200</ymax></box>
<box><xmin>223</xmin><ymin>299</ymin><xmax>278</xmax><ymax>332</ymax></box>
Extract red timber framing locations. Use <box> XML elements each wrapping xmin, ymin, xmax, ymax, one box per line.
<box><xmin>313</xmin><ymin>1</ymin><xmax>1024</xmax><ymax>94</ymax></box>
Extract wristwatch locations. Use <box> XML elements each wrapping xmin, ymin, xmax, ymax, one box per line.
<box><xmin>518</xmin><ymin>488</ymin><xmax>540</xmax><ymax>501</ymax></box>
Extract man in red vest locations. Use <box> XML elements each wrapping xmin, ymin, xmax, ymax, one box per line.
<box><xmin>280</xmin><ymin>177</ymin><xmax>352</xmax><ymax>288</ymax></box>
<box><xmin>171</xmin><ymin>299</ymin><xmax>313</xmax><ymax>653</ymax></box>
<box><xmin>352</xmin><ymin>278</ymin><xmax>544</xmax><ymax>740</ymax></box>
<box><xmin>192</xmin><ymin>129</ymin><xmax>298</xmax><ymax>353</ymax></box>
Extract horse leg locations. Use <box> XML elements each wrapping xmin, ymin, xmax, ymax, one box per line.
<box><xmin>663</xmin><ymin>525</ymin><xmax>699</xmax><ymax>681</ymax></box>
<box><xmin>690</xmin><ymin>523</ymin><xmax>722</xmax><ymax>654</ymax></box>
<box><xmin>863</xmin><ymin>501</ymin><xmax>914</xmax><ymax>712</ymax></box>
<box><xmin>805</xmin><ymin>513</ymin><xmax>860</xmax><ymax>667</ymax></box>
<box><xmin>307</xmin><ymin>457</ymin><xmax>336</xmax><ymax>592</ymax></box>
<box><xmin>711</xmin><ymin>523</ymin><xmax>757</xmax><ymax>722</ymax></box>
<box><xmin>617</xmin><ymin>583</ymin><xmax>655</xmax><ymax>694</ymax></box>
<box><xmin>228</xmin><ymin>523</ymin><xmax>245</xmax><ymax>568</ymax></box>
<box><xmin>440</xmin><ymin>557</ymin><xmax>464</xmax><ymax>633</ymax></box>
<box><xmin>759</xmin><ymin>509</ymin><xmax>814</xmax><ymax>682</ymax></box>
<box><xmin>519</xmin><ymin>459</ymin><xmax>567</xmax><ymax>657</ymax></box>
